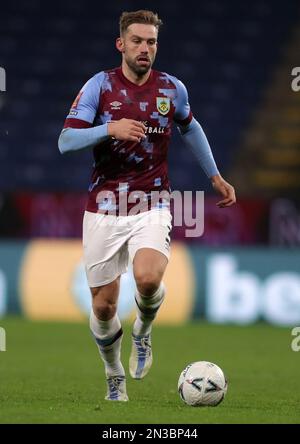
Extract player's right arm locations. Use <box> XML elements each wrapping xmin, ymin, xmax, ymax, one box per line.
<box><xmin>58</xmin><ymin>73</ymin><xmax>146</xmax><ymax>154</ymax></box>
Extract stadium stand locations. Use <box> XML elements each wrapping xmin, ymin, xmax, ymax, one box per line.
<box><xmin>230</xmin><ymin>23</ymin><xmax>300</xmax><ymax>197</ymax></box>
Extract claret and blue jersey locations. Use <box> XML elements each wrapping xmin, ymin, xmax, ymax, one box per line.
<box><xmin>63</xmin><ymin>66</ymin><xmax>193</xmax><ymax>213</ymax></box>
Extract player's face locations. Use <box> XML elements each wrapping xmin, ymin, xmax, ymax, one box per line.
<box><xmin>120</xmin><ymin>24</ymin><xmax>158</xmax><ymax>76</ymax></box>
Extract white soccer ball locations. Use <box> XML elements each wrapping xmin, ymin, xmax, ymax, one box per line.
<box><xmin>178</xmin><ymin>361</ymin><xmax>228</xmax><ymax>407</ymax></box>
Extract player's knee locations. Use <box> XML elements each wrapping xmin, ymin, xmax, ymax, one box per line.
<box><xmin>92</xmin><ymin>300</ymin><xmax>117</xmax><ymax>321</ymax></box>
<box><xmin>90</xmin><ymin>280</ymin><xmax>119</xmax><ymax>320</ymax></box>
<box><xmin>135</xmin><ymin>272</ymin><xmax>160</xmax><ymax>297</ymax></box>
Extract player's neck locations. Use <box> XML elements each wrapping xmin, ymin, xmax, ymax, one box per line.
<box><xmin>121</xmin><ymin>63</ymin><xmax>151</xmax><ymax>86</ymax></box>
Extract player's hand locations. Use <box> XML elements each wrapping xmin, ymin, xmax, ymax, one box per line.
<box><xmin>211</xmin><ymin>174</ymin><xmax>236</xmax><ymax>208</ymax></box>
<box><xmin>107</xmin><ymin>118</ymin><xmax>147</xmax><ymax>143</ymax></box>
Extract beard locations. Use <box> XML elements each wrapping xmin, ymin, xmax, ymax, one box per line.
<box><xmin>125</xmin><ymin>54</ymin><xmax>154</xmax><ymax>77</ymax></box>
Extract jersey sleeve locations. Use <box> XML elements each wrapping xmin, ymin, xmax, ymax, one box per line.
<box><xmin>63</xmin><ymin>72</ymin><xmax>104</xmax><ymax>129</ymax></box>
<box><xmin>170</xmin><ymin>76</ymin><xmax>193</xmax><ymax>126</ymax></box>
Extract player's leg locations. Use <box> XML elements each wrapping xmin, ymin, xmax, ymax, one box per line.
<box><xmin>128</xmin><ymin>209</ymin><xmax>172</xmax><ymax>379</ymax></box>
<box><xmin>129</xmin><ymin>248</ymin><xmax>168</xmax><ymax>379</ymax></box>
<box><xmin>83</xmin><ymin>210</ymin><xmax>130</xmax><ymax>401</ymax></box>
<box><xmin>89</xmin><ymin>278</ymin><xmax>128</xmax><ymax>401</ymax></box>
<box><xmin>133</xmin><ymin>247</ymin><xmax>167</xmax><ymax>334</ymax></box>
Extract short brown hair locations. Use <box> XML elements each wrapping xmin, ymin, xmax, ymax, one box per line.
<box><xmin>119</xmin><ymin>10</ymin><xmax>163</xmax><ymax>36</ymax></box>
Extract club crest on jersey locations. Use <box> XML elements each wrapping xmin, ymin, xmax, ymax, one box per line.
<box><xmin>110</xmin><ymin>101</ymin><xmax>122</xmax><ymax>110</ymax></box>
<box><xmin>156</xmin><ymin>97</ymin><xmax>170</xmax><ymax>115</ymax></box>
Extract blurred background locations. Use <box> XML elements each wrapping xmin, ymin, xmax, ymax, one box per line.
<box><xmin>0</xmin><ymin>0</ymin><xmax>300</xmax><ymax>326</ymax></box>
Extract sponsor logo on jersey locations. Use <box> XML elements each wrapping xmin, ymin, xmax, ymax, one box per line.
<box><xmin>69</xmin><ymin>110</ymin><xmax>78</xmax><ymax>116</ymax></box>
<box><xmin>110</xmin><ymin>101</ymin><xmax>122</xmax><ymax>110</ymax></box>
<box><xmin>156</xmin><ymin>97</ymin><xmax>170</xmax><ymax>115</ymax></box>
<box><xmin>140</xmin><ymin>121</ymin><xmax>165</xmax><ymax>134</ymax></box>
<box><xmin>145</xmin><ymin>126</ymin><xmax>165</xmax><ymax>134</ymax></box>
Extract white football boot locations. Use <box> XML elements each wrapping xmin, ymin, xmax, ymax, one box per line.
<box><xmin>105</xmin><ymin>375</ymin><xmax>128</xmax><ymax>401</ymax></box>
<box><xmin>129</xmin><ymin>333</ymin><xmax>153</xmax><ymax>379</ymax></box>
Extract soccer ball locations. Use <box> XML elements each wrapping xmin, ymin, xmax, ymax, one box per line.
<box><xmin>178</xmin><ymin>361</ymin><xmax>228</xmax><ymax>407</ymax></box>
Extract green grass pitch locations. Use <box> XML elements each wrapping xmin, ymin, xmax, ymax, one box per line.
<box><xmin>0</xmin><ymin>317</ymin><xmax>299</xmax><ymax>424</ymax></box>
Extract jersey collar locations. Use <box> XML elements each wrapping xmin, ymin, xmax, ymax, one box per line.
<box><xmin>116</xmin><ymin>66</ymin><xmax>155</xmax><ymax>89</ymax></box>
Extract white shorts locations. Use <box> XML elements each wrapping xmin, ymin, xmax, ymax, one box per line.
<box><xmin>83</xmin><ymin>209</ymin><xmax>172</xmax><ymax>287</ymax></box>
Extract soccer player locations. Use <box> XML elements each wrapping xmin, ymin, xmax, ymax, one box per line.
<box><xmin>58</xmin><ymin>10</ymin><xmax>236</xmax><ymax>401</ymax></box>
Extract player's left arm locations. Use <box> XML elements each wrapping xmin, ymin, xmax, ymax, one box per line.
<box><xmin>173</xmin><ymin>78</ymin><xmax>236</xmax><ymax>208</ymax></box>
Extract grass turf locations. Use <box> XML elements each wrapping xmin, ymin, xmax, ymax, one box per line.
<box><xmin>0</xmin><ymin>317</ymin><xmax>299</xmax><ymax>424</ymax></box>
